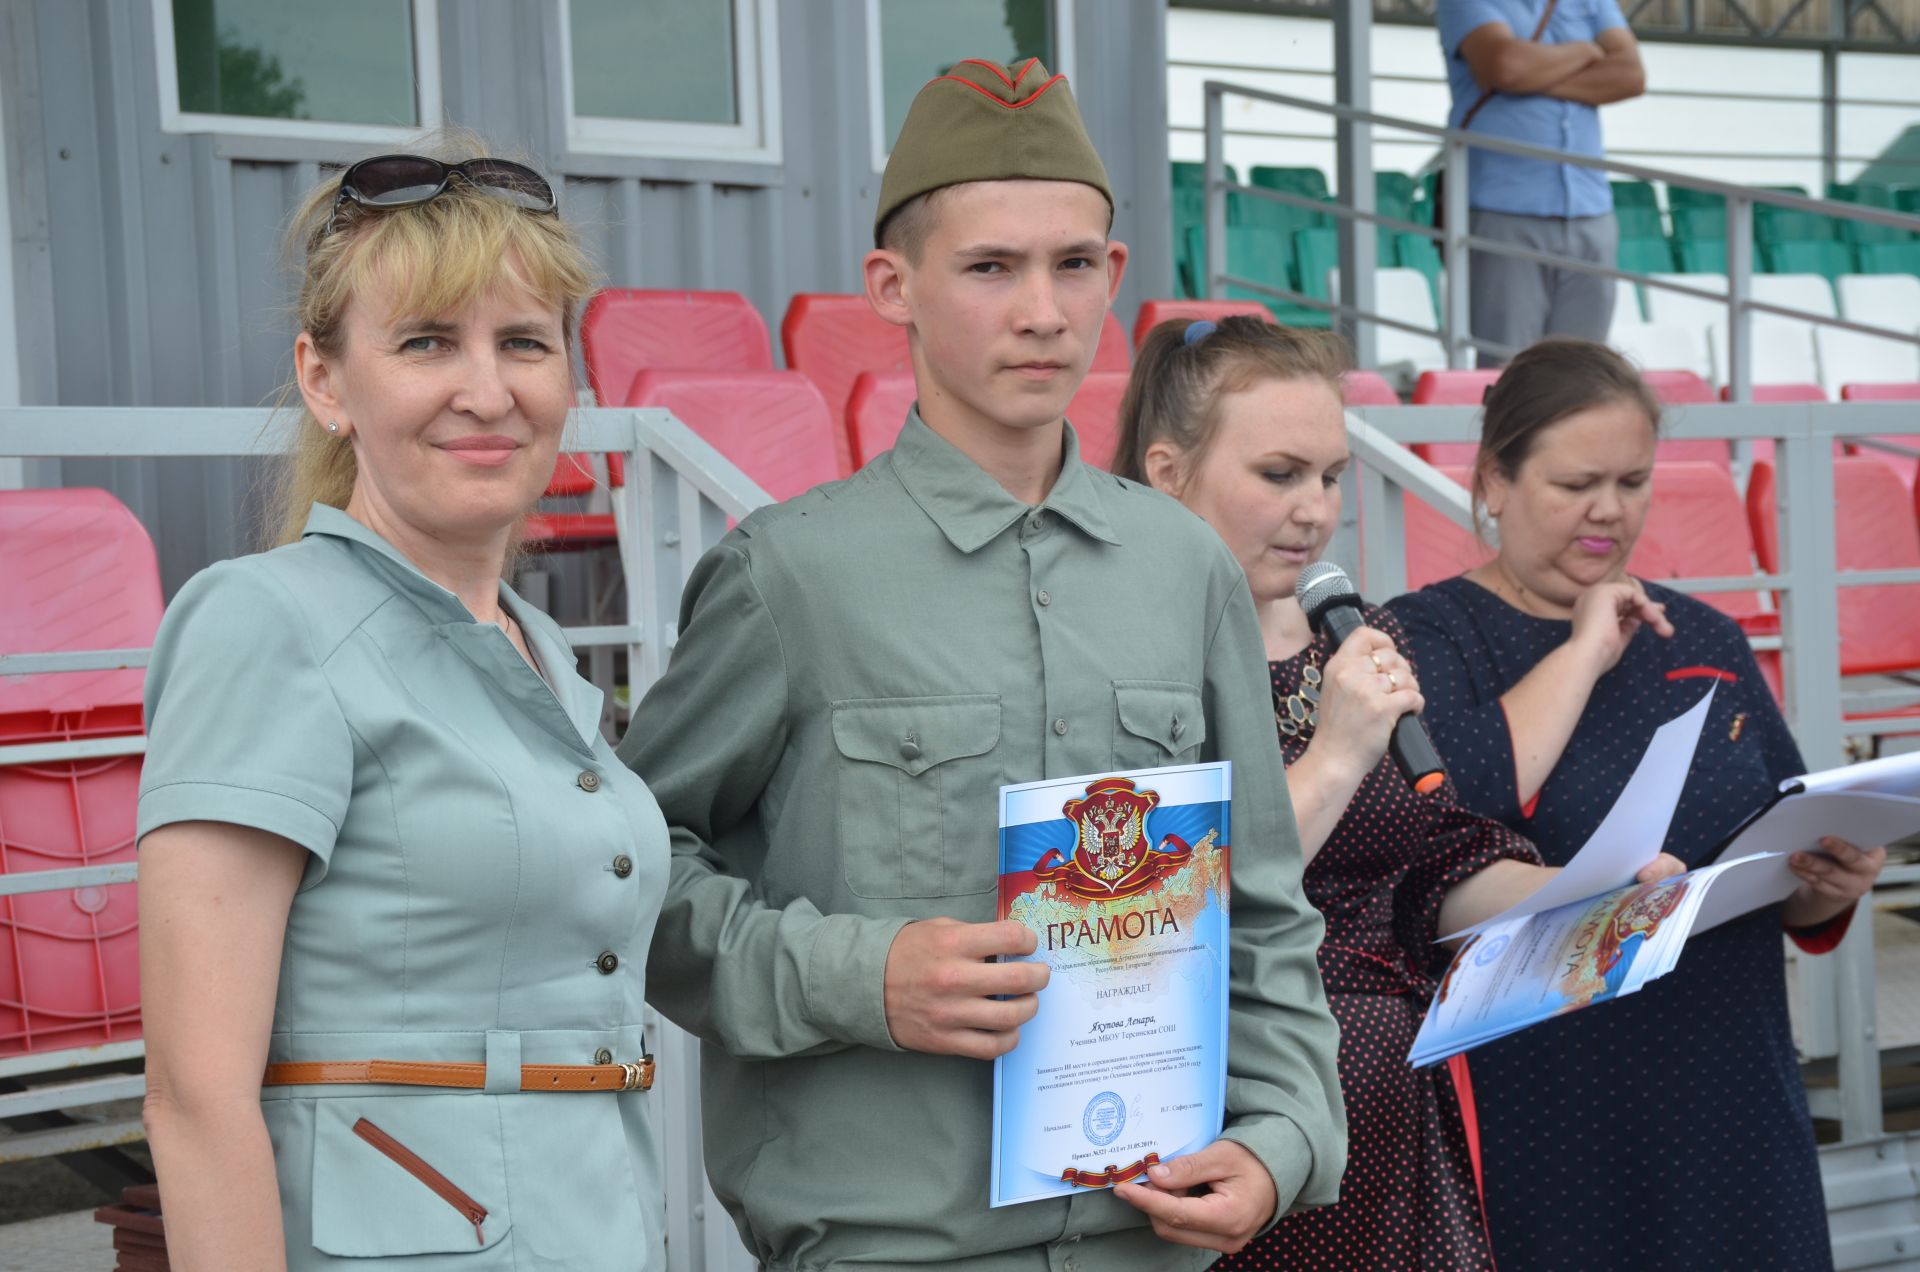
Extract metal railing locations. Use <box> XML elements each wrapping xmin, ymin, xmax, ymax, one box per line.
<box><xmin>0</xmin><ymin>406</ymin><xmax>767</xmax><ymax>1272</ymax></box>
<box><xmin>1200</xmin><ymin>79</ymin><xmax>1920</xmax><ymax>396</ymax></box>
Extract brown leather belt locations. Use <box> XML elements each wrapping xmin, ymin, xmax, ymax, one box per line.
<box><xmin>261</xmin><ymin>1056</ymin><xmax>654</xmax><ymax>1093</ymax></box>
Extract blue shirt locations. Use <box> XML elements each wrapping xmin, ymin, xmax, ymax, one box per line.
<box><xmin>1436</xmin><ymin>0</ymin><xmax>1627</xmax><ymax>218</ymax></box>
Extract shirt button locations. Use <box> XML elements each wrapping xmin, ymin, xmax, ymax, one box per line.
<box><xmin>596</xmin><ymin>950</ymin><xmax>619</xmax><ymax>975</ymax></box>
<box><xmin>594</xmin><ymin>1047</ymin><xmax>614</xmax><ymax>1065</ymax></box>
<box><xmin>1036</xmin><ymin>589</ymin><xmax>1052</xmax><ymax>607</ymax></box>
<box><xmin>611</xmin><ymin>854</ymin><xmax>634</xmax><ymax>878</ymax></box>
<box><xmin>1053</xmin><ymin>718</ymin><xmax>1069</xmax><ymax>736</ymax></box>
<box><xmin>900</xmin><ymin>732</ymin><xmax>923</xmax><ymax>761</ymax></box>
<box><xmin>1171</xmin><ymin>716</ymin><xmax>1184</xmax><ymax>741</ymax></box>
<box><xmin>577</xmin><ymin>770</ymin><xmax>602</xmax><ymax>793</ymax></box>
<box><xmin>1027</xmin><ymin>513</ymin><xmax>1045</xmax><ymax>532</ymax></box>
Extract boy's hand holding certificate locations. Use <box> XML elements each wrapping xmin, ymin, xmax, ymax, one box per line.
<box><xmin>990</xmin><ymin>762</ymin><xmax>1231</xmax><ymax>1208</ymax></box>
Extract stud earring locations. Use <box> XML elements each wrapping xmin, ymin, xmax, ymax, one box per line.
<box><xmin>326</xmin><ymin>420</ymin><xmax>340</xmax><ymax>433</ymax></box>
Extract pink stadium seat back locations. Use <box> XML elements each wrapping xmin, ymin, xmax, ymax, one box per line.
<box><xmin>626</xmin><ymin>370</ymin><xmax>843</xmax><ymax>503</ymax></box>
<box><xmin>1342</xmin><ymin>371</ymin><xmax>1400</xmax><ymax>406</ymax></box>
<box><xmin>0</xmin><ymin>488</ymin><xmax>153</xmax><ymax>1056</ymax></box>
<box><xmin>1091</xmin><ymin>313</ymin><xmax>1131</xmax><ymax>373</ymax></box>
<box><xmin>1133</xmin><ymin>300</ymin><xmax>1272</xmax><ymax>351</ymax></box>
<box><xmin>1402</xmin><ymin>467</ymin><xmax>1493</xmax><ymax>590</ymax></box>
<box><xmin>1068</xmin><ymin>373</ymin><xmax>1132</xmax><ymax>471</ymax></box>
<box><xmin>0</xmin><ymin>489</ymin><xmax>162</xmax><ymax>732</ymax></box>
<box><xmin>1642</xmin><ymin>370</ymin><xmax>1716</xmax><ymax>406</ymax></box>
<box><xmin>782</xmin><ymin>295</ymin><xmax>909</xmax><ymax>475</ymax></box>
<box><xmin>1625</xmin><ymin>463</ymin><xmax>1767</xmax><ymax>630</ymax></box>
<box><xmin>1749</xmin><ymin>457</ymin><xmax>1920</xmax><ymax>678</ymax></box>
<box><xmin>846</xmin><ymin>371</ymin><xmax>919</xmax><ymax>468</ymax></box>
<box><xmin>1412</xmin><ymin>369</ymin><xmax>1502</xmax><ymax>406</ymax></box>
<box><xmin>580</xmin><ymin>289</ymin><xmax>774</xmax><ymax>402</ymax></box>
<box><xmin>1841</xmin><ymin>383</ymin><xmax>1920</xmax><ymax>402</ymax></box>
<box><xmin>1720</xmin><ymin>383</ymin><xmax>1826</xmax><ymax>404</ymax></box>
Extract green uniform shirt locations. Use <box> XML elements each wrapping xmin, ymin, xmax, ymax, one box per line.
<box><xmin>622</xmin><ymin>412</ymin><xmax>1345</xmax><ymax>1271</ymax></box>
<box><xmin>138</xmin><ymin>505</ymin><xmax>669</xmax><ymax>1270</ymax></box>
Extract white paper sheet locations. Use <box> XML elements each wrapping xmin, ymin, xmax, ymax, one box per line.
<box><xmin>1451</xmin><ymin>685</ymin><xmax>1717</xmax><ymax>939</ymax></box>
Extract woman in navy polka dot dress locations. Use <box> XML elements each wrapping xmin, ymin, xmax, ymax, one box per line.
<box><xmin>1113</xmin><ymin>319</ymin><xmax>1682</xmax><ymax>1269</ymax></box>
<box><xmin>1386</xmin><ymin>339</ymin><xmax>1886</xmax><ymax>1271</ymax></box>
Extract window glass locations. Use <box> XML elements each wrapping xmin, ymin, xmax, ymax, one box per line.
<box><xmin>879</xmin><ymin>0</ymin><xmax>1052</xmax><ymax>152</ymax></box>
<box><xmin>171</xmin><ymin>0</ymin><xmax>418</xmax><ymax>125</ymax></box>
<box><xmin>570</xmin><ymin>0</ymin><xmax>739</xmax><ymax>125</ymax></box>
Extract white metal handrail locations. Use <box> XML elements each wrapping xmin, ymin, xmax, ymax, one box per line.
<box><xmin>1201</xmin><ymin>79</ymin><xmax>1920</xmax><ymax>391</ymax></box>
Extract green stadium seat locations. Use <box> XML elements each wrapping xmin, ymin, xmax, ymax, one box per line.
<box><xmin>1251</xmin><ymin>166</ymin><xmax>1331</xmax><ymax>200</ymax></box>
<box><xmin>1618</xmin><ymin>236</ymin><xmax>1674</xmax><ymax>275</ymax></box>
<box><xmin>1414</xmin><ymin>171</ymin><xmax>1439</xmax><ymax>226</ymax></box>
<box><xmin>1858</xmin><ymin>241</ymin><xmax>1920</xmax><ymax>275</ymax></box>
<box><xmin>1666</xmin><ymin>186</ymin><xmax>1723</xmax><ymax>210</ymax></box>
<box><xmin>1188</xmin><ymin>225</ymin><xmax>1332</xmax><ymax>329</ymax></box>
<box><xmin>1676</xmin><ymin>238</ymin><xmax>1762</xmax><ymax>273</ymax></box>
<box><xmin>1294</xmin><ymin>228</ymin><xmax>1338</xmax><ymax>304</ymax></box>
<box><xmin>1827</xmin><ymin>182</ymin><xmax>1895</xmax><ymax>206</ymax></box>
<box><xmin>1173</xmin><ymin>187</ymin><xmax>1205</xmax><ymax>297</ymax></box>
<box><xmin>1755</xmin><ymin>203</ymin><xmax>1838</xmax><ymax>243</ymax></box>
<box><xmin>1672</xmin><ymin>206</ymin><xmax>1729</xmax><ymax>240</ymax></box>
<box><xmin>1763</xmin><ymin>239</ymin><xmax>1852</xmax><ymax>280</ymax></box>
<box><xmin>1231</xmin><ymin>189</ymin><xmax>1328</xmax><ymax>236</ymax></box>
<box><xmin>1376</xmin><ymin>172</ymin><xmax>1417</xmax><ymax>223</ymax></box>
<box><xmin>1612</xmin><ymin>180</ymin><xmax>1659</xmax><ymax>208</ymax></box>
<box><xmin>1172</xmin><ymin>162</ymin><xmax>1238</xmax><ymax>188</ymax></box>
<box><xmin>1615</xmin><ymin>205</ymin><xmax>1665</xmax><ymax>238</ymax></box>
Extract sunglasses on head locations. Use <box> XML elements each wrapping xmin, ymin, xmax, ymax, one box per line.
<box><xmin>322</xmin><ymin>154</ymin><xmax>558</xmax><ymax>238</ymax></box>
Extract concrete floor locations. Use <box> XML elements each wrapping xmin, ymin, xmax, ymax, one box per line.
<box><xmin>0</xmin><ymin>1210</ymin><xmax>112</xmax><ymax>1272</ymax></box>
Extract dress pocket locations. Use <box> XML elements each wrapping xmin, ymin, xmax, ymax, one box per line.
<box><xmin>832</xmin><ymin>694</ymin><xmax>1002</xmax><ymax>898</ymax></box>
<box><xmin>310</xmin><ymin>1095</ymin><xmax>513</xmax><ymax>1257</ymax></box>
<box><xmin>1112</xmin><ymin>681</ymin><xmax>1207</xmax><ymax>770</ymax></box>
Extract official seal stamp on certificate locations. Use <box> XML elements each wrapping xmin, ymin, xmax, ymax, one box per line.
<box><xmin>990</xmin><ymin>761</ymin><xmax>1231</xmax><ymax>1207</ymax></box>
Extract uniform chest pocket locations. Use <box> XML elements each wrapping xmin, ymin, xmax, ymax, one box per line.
<box><xmin>1112</xmin><ymin>682</ymin><xmax>1207</xmax><ymax>770</ymax></box>
<box><xmin>832</xmin><ymin>695</ymin><xmax>1002</xmax><ymax>899</ymax></box>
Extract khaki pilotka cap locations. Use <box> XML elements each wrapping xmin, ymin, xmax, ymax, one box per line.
<box><xmin>874</xmin><ymin>57</ymin><xmax>1114</xmax><ymax>245</ymax></box>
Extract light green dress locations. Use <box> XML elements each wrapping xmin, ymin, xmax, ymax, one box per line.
<box><xmin>138</xmin><ymin>504</ymin><xmax>668</xmax><ymax>1270</ymax></box>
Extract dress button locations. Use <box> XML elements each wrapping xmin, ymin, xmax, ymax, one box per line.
<box><xmin>1036</xmin><ymin>589</ymin><xmax>1052</xmax><ymax>607</ymax></box>
<box><xmin>611</xmin><ymin>854</ymin><xmax>634</xmax><ymax>878</ymax></box>
<box><xmin>594</xmin><ymin>1047</ymin><xmax>613</xmax><ymax>1065</ymax></box>
<box><xmin>596</xmin><ymin>950</ymin><xmax>619</xmax><ymax>975</ymax></box>
<box><xmin>1052</xmin><ymin>718</ymin><xmax>1069</xmax><ymax>736</ymax></box>
<box><xmin>577</xmin><ymin>770</ymin><xmax>602</xmax><ymax>793</ymax></box>
<box><xmin>900</xmin><ymin>733</ymin><xmax>923</xmax><ymax>761</ymax></box>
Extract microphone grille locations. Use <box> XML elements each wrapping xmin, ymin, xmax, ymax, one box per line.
<box><xmin>1295</xmin><ymin>561</ymin><xmax>1359</xmax><ymax>618</ymax></box>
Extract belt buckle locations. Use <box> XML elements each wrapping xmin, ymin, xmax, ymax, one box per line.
<box><xmin>620</xmin><ymin>1054</ymin><xmax>656</xmax><ymax>1091</ymax></box>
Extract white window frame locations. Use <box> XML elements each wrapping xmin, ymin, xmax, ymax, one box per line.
<box><xmin>152</xmin><ymin>0</ymin><xmax>443</xmax><ymax>143</ymax></box>
<box><xmin>865</xmin><ymin>0</ymin><xmax>1076</xmax><ymax>173</ymax></box>
<box><xmin>559</xmin><ymin>0</ymin><xmax>782</xmax><ymax>165</ymax></box>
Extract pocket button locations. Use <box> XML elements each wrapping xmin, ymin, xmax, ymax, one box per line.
<box><xmin>594</xmin><ymin>1047</ymin><xmax>613</xmax><ymax>1065</ymax></box>
<box><xmin>900</xmin><ymin>733</ymin><xmax>923</xmax><ymax>761</ymax></box>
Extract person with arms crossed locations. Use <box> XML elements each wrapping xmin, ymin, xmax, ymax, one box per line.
<box><xmin>137</xmin><ymin>144</ymin><xmax>672</xmax><ymax>1270</ymax></box>
<box><xmin>1386</xmin><ymin>339</ymin><xmax>1883</xmax><ymax>1269</ymax></box>
<box><xmin>622</xmin><ymin>59</ymin><xmax>1345</xmax><ymax>1271</ymax></box>
<box><xmin>1436</xmin><ymin>0</ymin><xmax>1646</xmax><ymax>364</ymax></box>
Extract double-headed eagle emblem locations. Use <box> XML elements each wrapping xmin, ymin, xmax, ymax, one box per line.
<box><xmin>1033</xmin><ymin>777</ymin><xmax>1208</xmax><ymax>901</ymax></box>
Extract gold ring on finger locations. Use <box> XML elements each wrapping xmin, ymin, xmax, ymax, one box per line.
<box><xmin>1388</xmin><ymin>672</ymin><xmax>1400</xmax><ymax>690</ymax></box>
<box><xmin>1369</xmin><ymin>651</ymin><xmax>1385</xmax><ymax>672</ymax></box>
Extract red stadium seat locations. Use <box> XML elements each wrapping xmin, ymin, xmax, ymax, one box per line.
<box><xmin>1132</xmin><ymin>300</ymin><xmax>1272</xmax><ymax>351</ymax></box>
<box><xmin>1748</xmin><ymin>457</ymin><xmax>1920</xmax><ymax>679</ymax></box>
<box><xmin>1402</xmin><ymin>467</ymin><xmax>1492</xmax><ymax>591</ymax></box>
<box><xmin>1719</xmin><ymin>383</ymin><xmax>1827</xmax><ymax>403</ymax></box>
<box><xmin>581</xmin><ymin>289</ymin><xmax>773</xmax><ymax>403</ymax></box>
<box><xmin>625</xmin><ymin>370</ymin><xmax>843</xmax><ymax>503</ymax></box>
<box><xmin>1342</xmin><ymin>371</ymin><xmax>1400</xmax><ymax>406</ymax></box>
<box><xmin>0</xmin><ymin>488</ymin><xmax>157</xmax><ymax>1056</ymax></box>
<box><xmin>1841</xmin><ymin>383</ymin><xmax>1920</xmax><ymax>402</ymax></box>
<box><xmin>1641</xmin><ymin>370</ymin><xmax>1716</xmax><ymax>406</ymax></box>
<box><xmin>846</xmin><ymin>371</ymin><xmax>919</xmax><ymax>467</ymax></box>
<box><xmin>1068</xmin><ymin>372</ymin><xmax>1131</xmax><ymax>471</ymax></box>
<box><xmin>1412</xmin><ymin>369</ymin><xmax>1502</xmax><ymax>407</ymax></box>
<box><xmin>782</xmin><ymin>294</ymin><xmax>909</xmax><ymax>475</ymax></box>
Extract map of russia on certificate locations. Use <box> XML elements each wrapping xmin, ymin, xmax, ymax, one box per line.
<box><xmin>991</xmin><ymin>762</ymin><xmax>1232</xmax><ymax>1208</ymax></box>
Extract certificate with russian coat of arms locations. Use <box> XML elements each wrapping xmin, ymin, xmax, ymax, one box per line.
<box><xmin>989</xmin><ymin>761</ymin><xmax>1231</xmax><ymax>1208</ymax></box>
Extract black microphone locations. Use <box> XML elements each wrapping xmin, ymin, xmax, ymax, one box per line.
<box><xmin>1293</xmin><ymin>562</ymin><xmax>1448</xmax><ymax>795</ymax></box>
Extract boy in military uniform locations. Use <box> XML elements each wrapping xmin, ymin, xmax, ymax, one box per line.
<box><xmin>622</xmin><ymin>58</ymin><xmax>1344</xmax><ymax>1270</ymax></box>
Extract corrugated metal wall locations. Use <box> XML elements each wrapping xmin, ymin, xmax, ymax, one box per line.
<box><xmin>1</xmin><ymin>0</ymin><xmax>1173</xmax><ymax>595</ymax></box>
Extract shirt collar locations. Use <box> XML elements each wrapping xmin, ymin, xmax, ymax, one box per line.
<box><xmin>889</xmin><ymin>408</ymin><xmax>1121</xmax><ymax>554</ymax></box>
<box><xmin>299</xmin><ymin>503</ymin><xmax>604</xmax><ymax>753</ymax></box>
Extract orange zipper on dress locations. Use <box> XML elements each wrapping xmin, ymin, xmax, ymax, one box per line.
<box><xmin>351</xmin><ymin>1117</ymin><xmax>489</xmax><ymax>1245</ymax></box>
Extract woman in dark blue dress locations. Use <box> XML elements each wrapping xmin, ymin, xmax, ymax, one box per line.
<box><xmin>1387</xmin><ymin>339</ymin><xmax>1885</xmax><ymax>1271</ymax></box>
